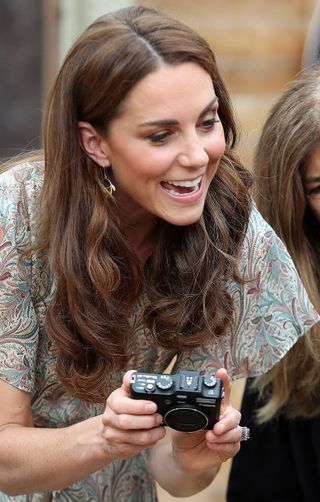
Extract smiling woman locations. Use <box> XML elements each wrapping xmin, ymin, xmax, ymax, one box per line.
<box><xmin>0</xmin><ymin>6</ymin><xmax>319</xmax><ymax>501</ymax></box>
<box><xmin>79</xmin><ymin>63</ymin><xmax>225</xmax><ymax>228</ymax></box>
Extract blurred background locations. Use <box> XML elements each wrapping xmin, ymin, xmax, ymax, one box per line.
<box><xmin>1</xmin><ymin>0</ymin><xmax>318</xmax><ymax>169</ymax></box>
<box><xmin>1</xmin><ymin>0</ymin><xmax>318</xmax><ymax>500</ymax></box>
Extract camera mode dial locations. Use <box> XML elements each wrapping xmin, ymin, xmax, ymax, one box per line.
<box><xmin>156</xmin><ymin>375</ymin><xmax>174</xmax><ymax>390</ymax></box>
<box><xmin>203</xmin><ymin>376</ymin><xmax>217</xmax><ymax>387</ymax></box>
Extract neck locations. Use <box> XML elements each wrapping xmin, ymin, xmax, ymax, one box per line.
<box><xmin>122</xmin><ymin>219</ymin><xmax>160</xmax><ymax>265</ymax></box>
<box><xmin>115</xmin><ymin>192</ymin><xmax>160</xmax><ymax>263</ymax></box>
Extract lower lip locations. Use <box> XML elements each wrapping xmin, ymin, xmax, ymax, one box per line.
<box><xmin>161</xmin><ymin>178</ymin><xmax>204</xmax><ymax>203</ymax></box>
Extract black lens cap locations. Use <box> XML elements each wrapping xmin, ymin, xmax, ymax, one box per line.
<box><xmin>164</xmin><ymin>404</ymin><xmax>208</xmax><ymax>432</ymax></box>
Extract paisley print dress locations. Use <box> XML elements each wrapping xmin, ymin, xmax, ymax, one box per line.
<box><xmin>0</xmin><ymin>162</ymin><xmax>319</xmax><ymax>501</ymax></box>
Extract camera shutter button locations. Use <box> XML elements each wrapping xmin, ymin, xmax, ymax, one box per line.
<box><xmin>145</xmin><ymin>382</ymin><xmax>156</xmax><ymax>392</ymax></box>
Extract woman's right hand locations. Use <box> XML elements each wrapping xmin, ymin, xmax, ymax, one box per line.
<box><xmin>100</xmin><ymin>370</ymin><xmax>166</xmax><ymax>460</ymax></box>
<box><xmin>0</xmin><ymin>372</ymin><xmax>165</xmax><ymax>496</ymax></box>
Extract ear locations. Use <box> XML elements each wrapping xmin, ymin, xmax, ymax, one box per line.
<box><xmin>78</xmin><ymin>121</ymin><xmax>111</xmax><ymax>167</ymax></box>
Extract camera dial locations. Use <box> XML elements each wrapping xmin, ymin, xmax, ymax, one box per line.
<box><xmin>204</xmin><ymin>376</ymin><xmax>217</xmax><ymax>387</ymax></box>
<box><xmin>156</xmin><ymin>375</ymin><xmax>174</xmax><ymax>390</ymax></box>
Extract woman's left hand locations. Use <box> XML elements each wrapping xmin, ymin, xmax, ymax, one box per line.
<box><xmin>170</xmin><ymin>368</ymin><xmax>241</xmax><ymax>473</ymax></box>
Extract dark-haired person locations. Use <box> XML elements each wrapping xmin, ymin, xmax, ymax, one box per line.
<box><xmin>0</xmin><ymin>6</ymin><xmax>318</xmax><ymax>501</ymax></box>
<box><xmin>228</xmin><ymin>66</ymin><xmax>320</xmax><ymax>502</ymax></box>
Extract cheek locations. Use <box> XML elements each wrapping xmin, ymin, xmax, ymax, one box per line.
<box><xmin>206</xmin><ymin>136</ymin><xmax>226</xmax><ymax>178</ymax></box>
<box><xmin>208</xmin><ymin>134</ymin><xmax>226</xmax><ymax>161</ymax></box>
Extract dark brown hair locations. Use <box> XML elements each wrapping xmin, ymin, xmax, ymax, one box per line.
<box><xmin>34</xmin><ymin>5</ymin><xmax>252</xmax><ymax>401</ymax></box>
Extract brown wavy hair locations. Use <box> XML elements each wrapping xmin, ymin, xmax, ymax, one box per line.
<box><xmin>33</xmin><ymin>6</ymin><xmax>252</xmax><ymax>401</ymax></box>
<box><xmin>252</xmin><ymin>66</ymin><xmax>320</xmax><ymax>420</ymax></box>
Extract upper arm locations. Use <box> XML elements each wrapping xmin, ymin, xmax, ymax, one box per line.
<box><xmin>0</xmin><ymin>166</ymin><xmax>40</xmax><ymax>395</ymax></box>
<box><xmin>0</xmin><ymin>379</ymin><xmax>33</xmax><ymax>429</ymax></box>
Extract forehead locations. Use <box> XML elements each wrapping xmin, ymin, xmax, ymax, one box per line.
<box><xmin>118</xmin><ymin>62</ymin><xmax>216</xmax><ymax>119</ymax></box>
<box><xmin>304</xmin><ymin>143</ymin><xmax>320</xmax><ymax>181</ymax></box>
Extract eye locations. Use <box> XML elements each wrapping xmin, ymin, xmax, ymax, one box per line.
<box><xmin>147</xmin><ymin>130</ymin><xmax>172</xmax><ymax>144</ymax></box>
<box><xmin>199</xmin><ymin>112</ymin><xmax>219</xmax><ymax>131</ymax></box>
<box><xmin>305</xmin><ymin>185</ymin><xmax>320</xmax><ymax>197</ymax></box>
<box><xmin>202</xmin><ymin>118</ymin><xmax>218</xmax><ymax>129</ymax></box>
<box><xmin>307</xmin><ymin>185</ymin><xmax>320</xmax><ymax>195</ymax></box>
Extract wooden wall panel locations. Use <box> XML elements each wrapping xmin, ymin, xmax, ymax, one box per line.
<box><xmin>139</xmin><ymin>0</ymin><xmax>317</xmax><ymax>168</ymax></box>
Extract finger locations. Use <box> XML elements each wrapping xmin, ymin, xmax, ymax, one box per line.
<box><xmin>209</xmin><ymin>406</ymin><xmax>241</xmax><ymax>437</ymax></box>
<box><xmin>215</xmin><ymin>368</ymin><xmax>231</xmax><ymax>406</ymax></box>
<box><xmin>120</xmin><ymin>370</ymin><xmax>158</xmax><ymax>412</ymax></box>
<box><xmin>102</xmin><ymin>408</ymin><xmax>163</xmax><ymax>431</ymax></box>
<box><xmin>107</xmin><ymin>392</ymin><xmax>158</xmax><ymax>415</ymax></box>
<box><xmin>105</xmin><ymin>410</ymin><xmax>163</xmax><ymax>430</ymax></box>
<box><xmin>214</xmin><ymin>368</ymin><xmax>232</xmax><ymax>419</ymax></box>
<box><xmin>107</xmin><ymin>370</ymin><xmax>158</xmax><ymax>415</ymax></box>
<box><xmin>104</xmin><ymin>425</ymin><xmax>166</xmax><ymax>449</ymax></box>
<box><xmin>206</xmin><ymin>418</ymin><xmax>242</xmax><ymax>443</ymax></box>
<box><xmin>122</xmin><ymin>370</ymin><xmax>137</xmax><ymax>394</ymax></box>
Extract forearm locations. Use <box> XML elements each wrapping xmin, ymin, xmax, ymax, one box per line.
<box><xmin>148</xmin><ymin>441</ymin><xmax>219</xmax><ymax>497</ymax></box>
<box><xmin>0</xmin><ymin>416</ymin><xmax>109</xmax><ymax>496</ymax></box>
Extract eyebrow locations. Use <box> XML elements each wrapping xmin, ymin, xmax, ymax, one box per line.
<box><xmin>137</xmin><ymin>97</ymin><xmax>219</xmax><ymax>128</ymax></box>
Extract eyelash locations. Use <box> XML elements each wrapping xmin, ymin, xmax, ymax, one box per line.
<box><xmin>147</xmin><ymin>115</ymin><xmax>219</xmax><ymax>144</ymax></box>
<box><xmin>307</xmin><ymin>186</ymin><xmax>320</xmax><ymax>196</ymax></box>
<box><xmin>202</xmin><ymin>117</ymin><xmax>219</xmax><ymax>130</ymax></box>
<box><xmin>148</xmin><ymin>131</ymin><xmax>172</xmax><ymax>144</ymax></box>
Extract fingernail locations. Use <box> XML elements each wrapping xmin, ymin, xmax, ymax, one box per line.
<box><xmin>156</xmin><ymin>414</ymin><xmax>163</xmax><ymax>425</ymax></box>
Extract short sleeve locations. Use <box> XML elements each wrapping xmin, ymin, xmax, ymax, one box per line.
<box><xmin>0</xmin><ymin>164</ymin><xmax>41</xmax><ymax>393</ymax></box>
<box><xmin>173</xmin><ymin>204</ymin><xmax>320</xmax><ymax>379</ymax></box>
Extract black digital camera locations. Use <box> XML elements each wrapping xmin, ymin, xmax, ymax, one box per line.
<box><xmin>129</xmin><ymin>370</ymin><xmax>223</xmax><ymax>433</ymax></box>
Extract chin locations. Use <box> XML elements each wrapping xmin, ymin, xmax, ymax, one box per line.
<box><xmin>167</xmin><ymin>213</ymin><xmax>203</xmax><ymax>227</ymax></box>
<box><xmin>158</xmin><ymin>201</ymin><xmax>205</xmax><ymax>226</ymax></box>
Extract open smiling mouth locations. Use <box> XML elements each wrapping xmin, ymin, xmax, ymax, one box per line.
<box><xmin>160</xmin><ymin>175</ymin><xmax>202</xmax><ymax>196</ymax></box>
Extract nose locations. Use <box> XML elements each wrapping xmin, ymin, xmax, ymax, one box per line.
<box><xmin>177</xmin><ymin>133</ymin><xmax>209</xmax><ymax>168</ymax></box>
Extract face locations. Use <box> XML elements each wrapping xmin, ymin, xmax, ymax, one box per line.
<box><xmin>303</xmin><ymin>143</ymin><xmax>320</xmax><ymax>221</ymax></box>
<box><xmin>101</xmin><ymin>62</ymin><xmax>226</xmax><ymax>229</ymax></box>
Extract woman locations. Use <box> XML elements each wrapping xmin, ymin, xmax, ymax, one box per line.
<box><xmin>0</xmin><ymin>6</ymin><xmax>318</xmax><ymax>501</ymax></box>
<box><xmin>227</xmin><ymin>66</ymin><xmax>320</xmax><ymax>501</ymax></box>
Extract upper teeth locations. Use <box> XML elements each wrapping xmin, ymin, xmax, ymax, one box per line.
<box><xmin>166</xmin><ymin>176</ymin><xmax>202</xmax><ymax>187</ymax></box>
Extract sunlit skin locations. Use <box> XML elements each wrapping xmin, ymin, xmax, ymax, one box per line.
<box><xmin>98</xmin><ymin>63</ymin><xmax>226</xmax><ymax>255</ymax></box>
<box><xmin>303</xmin><ymin>143</ymin><xmax>320</xmax><ymax>220</ymax></box>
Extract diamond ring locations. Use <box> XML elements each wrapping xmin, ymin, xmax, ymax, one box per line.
<box><xmin>240</xmin><ymin>426</ymin><xmax>250</xmax><ymax>441</ymax></box>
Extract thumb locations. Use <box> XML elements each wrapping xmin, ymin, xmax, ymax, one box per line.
<box><xmin>215</xmin><ymin>368</ymin><xmax>231</xmax><ymax>414</ymax></box>
<box><xmin>122</xmin><ymin>369</ymin><xmax>137</xmax><ymax>394</ymax></box>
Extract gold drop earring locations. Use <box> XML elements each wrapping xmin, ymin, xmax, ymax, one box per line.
<box><xmin>101</xmin><ymin>164</ymin><xmax>116</xmax><ymax>195</ymax></box>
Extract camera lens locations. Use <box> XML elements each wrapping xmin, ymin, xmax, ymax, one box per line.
<box><xmin>164</xmin><ymin>404</ymin><xmax>209</xmax><ymax>432</ymax></box>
